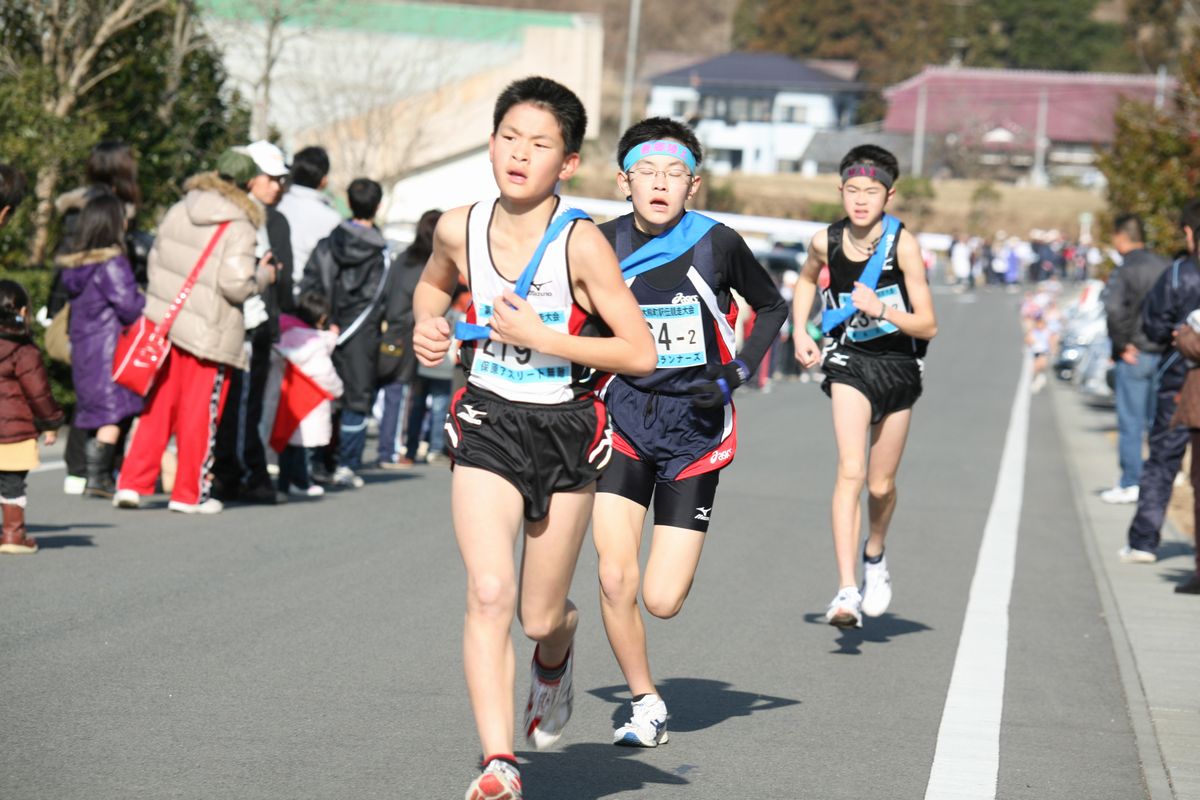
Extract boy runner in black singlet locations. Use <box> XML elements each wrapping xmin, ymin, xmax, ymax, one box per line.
<box><xmin>412</xmin><ymin>77</ymin><xmax>655</xmax><ymax>800</ymax></box>
<box><xmin>792</xmin><ymin>145</ymin><xmax>938</xmax><ymax>629</ymax></box>
<box><xmin>593</xmin><ymin>117</ymin><xmax>787</xmax><ymax>746</ymax></box>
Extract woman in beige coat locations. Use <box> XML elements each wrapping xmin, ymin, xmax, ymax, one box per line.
<box><xmin>114</xmin><ymin>152</ymin><xmax>276</xmax><ymax>514</ymax></box>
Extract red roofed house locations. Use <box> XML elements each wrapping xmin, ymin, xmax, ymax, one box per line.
<box><xmin>883</xmin><ymin>66</ymin><xmax>1173</xmax><ymax>185</ymax></box>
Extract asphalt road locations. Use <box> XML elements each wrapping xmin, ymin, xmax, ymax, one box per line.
<box><xmin>1</xmin><ymin>288</ymin><xmax>1146</xmax><ymax>800</ymax></box>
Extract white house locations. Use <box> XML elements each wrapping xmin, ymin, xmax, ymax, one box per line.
<box><xmin>645</xmin><ymin>52</ymin><xmax>862</xmax><ymax>175</ymax></box>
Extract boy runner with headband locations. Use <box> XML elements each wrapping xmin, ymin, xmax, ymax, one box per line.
<box><xmin>412</xmin><ymin>77</ymin><xmax>655</xmax><ymax>800</ymax></box>
<box><xmin>593</xmin><ymin>117</ymin><xmax>786</xmax><ymax>746</ymax></box>
<box><xmin>792</xmin><ymin>145</ymin><xmax>938</xmax><ymax>629</ymax></box>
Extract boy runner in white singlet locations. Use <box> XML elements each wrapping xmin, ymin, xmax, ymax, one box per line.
<box><xmin>592</xmin><ymin>117</ymin><xmax>786</xmax><ymax>746</ymax></box>
<box><xmin>412</xmin><ymin>77</ymin><xmax>655</xmax><ymax>800</ymax></box>
<box><xmin>792</xmin><ymin>145</ymin><xmax>938</xmax><ymax>630</ymax></box>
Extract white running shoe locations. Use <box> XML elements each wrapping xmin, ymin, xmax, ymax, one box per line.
<box><xmin>1099</xmin><ymin>485</ymin><xmax>1139</xmax><ymax>504</ymax></box>
<box><xmin>168</xmin><ymin>498</ymin><xmax>224</xmax><ymax>515</ymax></box>
<box><xmin>1117</xmin><ymin>545</ymin><xmax>1157</xmax><ymax>564</ymax></box>
<box><xmin>860</xmin><ymin>555</ymin><xmax>892</xmax><ymax>617</ymax></box>
<box><xmin>63</xmin><ymin>475</ymin><xmax>87</xmax><ymax>496</ymax></box>
<box><xmin>331</xmin><ymin>466</ymin><xmax>364</xmax><ymax>489</ymax></box>
<box><xmin>523</xmin><ymin>647</ymin><xmax>573</xmax><ymax>749</ymax></box>
<box><xmin>464</xmin><ymin>759</ymin><xmax>522</xmax><ymax>800</ymax></box>
<box><xmin>613</xmin><ymin>693</ymin><xmax>669</xmax><ymax>747</ymax></box>
<box><xmin>286</xmin><ymin>484</ymin><xmax>325</xmax><ymax>498</ymax></box>
<box><xmin>825</xmin><ymin>586</ymin><xmax>863</xmax><ymax>629</ymax></box>
<box><xmin>112</xmin><ymin>489</ymin><xmax>140</xmax><ymax>509</ymax></box>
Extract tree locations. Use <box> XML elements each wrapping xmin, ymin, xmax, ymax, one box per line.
<box><xmin>0</xmin><ymin>0</ymin><xmax>249</xmax><ymax>267</ymax></box>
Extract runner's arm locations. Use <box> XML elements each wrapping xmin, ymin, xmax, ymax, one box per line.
<box><xmin>489</xmin><ymin>221</ymin><xmax>656</xmax><ymax>376</ymax></box>
<box><xmin>413</xmin><ymin>207</ymin><xmax>467</xmax><ymax>367</ymax></box>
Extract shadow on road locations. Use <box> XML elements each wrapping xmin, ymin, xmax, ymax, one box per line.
<box><xmin>516</xmin><ymin>742</ymin><xmax>688</xmax><ymax>799</ymax></box>
<box><xmin>23</xmin><ymin>532</ymin><xmax>99</xmax><ymax>548</ymax></box>
<box><xmin>801</xmin><ymin>612</ymin><xmax>932</xmax><ymax>655</ymax></box>
<box><xmin>1154</xmin><ymin>541</ymin><xmax>1196</xmax><ymax>562</ymax></box>
<box><xmin>589</xmin><ymin>677</ymin><xmax>800</xmax><ymax>733</ymax></box>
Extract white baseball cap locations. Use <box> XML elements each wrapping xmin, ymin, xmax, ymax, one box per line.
<box><xmin>242</xmin><ymin>140</ymin><xmax>289</xmax><ymax>177</ymax></box>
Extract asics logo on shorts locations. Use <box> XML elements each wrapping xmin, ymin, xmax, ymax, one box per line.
<box><xmin>708</xmin><ymin>447</ymin><xmax>732</xmax><ymax>465</ymax></box>
<box><xmin>457</xmin><ymin>405</ymin><xmax>488</xmax><ymax>426</ymax></box>
<box><xmin>694</xmin><ymin>506</ymin><xmax>711</xmax><ymax>521</ymax></box>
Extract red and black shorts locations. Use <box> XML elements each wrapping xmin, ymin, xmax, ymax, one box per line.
<box><xmin>444</xmin><ymin>384</ymin><xmax>611</xmax><ymax>522</ymax></box>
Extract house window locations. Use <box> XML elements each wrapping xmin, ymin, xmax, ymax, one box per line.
<box><xmin>712</xmin><ymin>148</ymin><xmax>744</xmax><ymax>170</ymax></box>
<box><xmin>672</xmin><ymin>99</ymin><xmax>689</xmax><ymax>117</ymax></box>
<box><xmin>776</xmin><ymin>159</ymin><xmax>802</xmax><ymax>173</ymax></box>
<box><xmin>780</xmin><ymin>105</ymin><xmax>807</xmax><ymax>124</ymax></box>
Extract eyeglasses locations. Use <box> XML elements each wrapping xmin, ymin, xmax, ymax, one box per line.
<box><xmin>627</xmin><ymin>167</ymin><xmax>694</xmax><ymax>183</ymax></box>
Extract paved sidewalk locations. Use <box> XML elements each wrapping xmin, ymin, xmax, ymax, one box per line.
<box><xmin>1051</xmin><ymin>381</ymin><xmax>1200</xmax><ymax>799</ymax></box>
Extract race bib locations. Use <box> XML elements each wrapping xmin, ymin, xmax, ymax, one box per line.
<box><xmin>472</xmin><ymin>303</ymin><xmax>572</xmax><ymax>384</ymax></box>
<box><xmin>641</xmin><ymin>302</ymin><xmax>705</xmax><ymax>368</ymax></box>
<box><xmin>838</xmin><ymin>284</ymin><xmax>904</xmax><ymax>343</ymax></box>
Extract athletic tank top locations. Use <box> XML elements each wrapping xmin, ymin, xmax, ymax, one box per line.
<box><xmin>613</xmin><ymin>214</ymin><xmax>737</xmax><ymax>392</ymax></box>
<box><xmin>462</xmin><ymin>198</ymin><xmax>602</xmax><ymax>404</ymax></box>
<box><xmin>823</xmin><ymin>217</ymin><xmax>928</xmax><ymax>358</ymax></box>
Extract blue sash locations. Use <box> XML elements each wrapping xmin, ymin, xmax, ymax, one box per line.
<box><xmin>619</xmin><ymin>211</ymin><xmax>720</xmax><ymax>279</ymax></box>
<box><xmin>456</xmin><ymin>207</ymin><xmax>590</xmax><ymax>341</ymax></box>
<box><xmin>821</xmin><ymin>214</ymin><xmax>901</xmax><ymax>334</ymax></box>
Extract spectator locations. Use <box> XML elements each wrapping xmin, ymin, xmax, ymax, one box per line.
<box><xmin>0</xmin><ymin>278</ymin><xmax>66</xmax><ymax>555</ymax></box>
<box><xmin>376</xmin><ymin>208</ymin><xmax>441</xmax><ymax>468</ymax></box>
<box><xmin>57</xmin><ymin>192</ymin><xmax>146</xmax><ymax>498</ymax></box>
<box><xmin>301</xmin><ymin>178</ymin><xmax>389</xmax><ymax>488</ymax></box>
<box><xmin>1118</xmin><ymin>199</ymin><xmax>1200</xmax><ymax>562</ymax></box>
<box><xmin>276</xmin><ymin>146</ymin><xmax>342</xmax><ymax>292</ymax></box>
<box><xmin>211</xmin><ymin>140</ymin><xmax>294</xmax><ymax>505</ymax></box>
<box><xmin>1101</xmin><ymin>214</ymin><xmax>1170</xmax><ymax>504</ymax></box>
<box><xmin>113</xmin><ymin>149</ymin><xmax>276</xmax><ymax>514</ymax></box>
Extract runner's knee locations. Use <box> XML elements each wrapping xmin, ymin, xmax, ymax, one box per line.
<box><xmin>642</xmin><ymin>584</ymin><xmax>689</xmax><ymax>619</ymax></box>
<box><xmin>598</xmin><ymin>556</ymin><xmax>640</xmax><ymax>605</ymax></box>
<box><xmin>466</xmin><ymin>573</ymin><xmax>515</xmax><ymax>621</ymax></box>
<box><xmin>519</xmin><ymin>607</ymin><xmax>566</xmax><ymax>641</ymax></box>
<box><xmin>868</xmin><ymin>477</ymin><xmax>896</xmax><ymax>503</ymax></box>
<box><xmin>836</xmin><ymin>457</ymin><xmax>866</xmax><ymax>485</ymax></box>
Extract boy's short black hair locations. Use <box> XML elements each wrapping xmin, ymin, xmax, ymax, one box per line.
<box><xmin>839</xmin><ymin>145</ymin><xmax>901</xmax><ymax>185</ymax></box>
<box><xmin>347</xmin><ymin>178</ymin><xmax>382</xmax><ymax>221</ymax></box>
<box><xmin>493</xmin><ymin>76</ymin><xmax>587</xmax><ymax>155</ymax></box>
<box><xmin>290</xmin><ymin>146</ymin><xmax>330</xmax><ymax>190</ymax></box>
<box><xmin>1112</xmin><ymin>213</ymin><xmax>1145</xmax><ymax>244</ymax></box>
<box><xmin>294</xmin><ymin>290</ymin><xmax>332</xmax><ymax>328</ymax></box>
<box><xmin>616</xmin><ymin>117</ymin><xmax>703</xmax><ymax>171</ymax></box>
<box><xmin>0</xmin><ymin>163</ymin><xmax>28</xmax><ymax>210</ymax></box>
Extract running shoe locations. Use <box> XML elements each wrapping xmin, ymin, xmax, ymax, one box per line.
<box><xmin>860</xmin><ymin>555</ymin><xmax>892</xmax><ymax>617</ymax></box>
<box><xmin>1117</xmin><ymin>545</ymin><xmax>1157</xmax><ymax>564</ymax></box>
<box><xmin>331</xmin><ymin>466</ymin><xmax>364</xmax><ymax>489</ymax></box>
<box><xmin>168</xmin><ymin>498</ymin><xmax>224</xmax><ymax>515</ymax></box>
<box><xmin>613</xmin><ymin>693</ymin><xmax>669</xmax><ymax>747</ymax></box>
<box><xmin>1099</xmin><ymin>485</ymin><xmax>1138</xmax><ymax>504</ymax></box>
<box><xmin>523</xmin><ymin>647</ymin><xmax>573</xmax><ymax>749</ymax></box>
<box><xmin>464</xmin><ymin>759</ymin><xmax>522</xmax><ymax>800</ymax></box>
<box><xmin>825</xmin><ymin>586</ymin><xmax>863</xmax><ymax>629</ymax></box>
<box><xmin>112</xmin><ymin>489</ymin><xmax>140</xmax><ymax>509</ymax></box>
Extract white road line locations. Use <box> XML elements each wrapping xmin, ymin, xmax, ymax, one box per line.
<box><xmin>925</xmin><ymin>354</ymin><xmax>1031</xmax><ymax>800</ymax></box>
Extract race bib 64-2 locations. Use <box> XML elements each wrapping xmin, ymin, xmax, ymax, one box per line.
<box><xmin>641</xmin><ymin>302</ymin><xmax>705</xmax><ymax>368</ymax></box>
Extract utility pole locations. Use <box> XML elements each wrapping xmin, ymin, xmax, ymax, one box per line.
<box><xmin>912</xmin><ymin>81</ymin><xmax>928</xmax><ymax>178</ymax></box>
<box><xmin>1031</xmin><ymin>88</ymin><xmax>1049</xmax><ymax>188</ymax></box>
<box><xmin>619</xmin><ymin>0</ymin><xmax>643</xmax><ymax>135</ymax></box>
<box><xmin>1155</xmin><ymin>64</ymin><xmax>1168</xmax><ymax>110</ymax></box>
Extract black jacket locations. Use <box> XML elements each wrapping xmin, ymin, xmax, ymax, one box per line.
<box><xmin>1104</xmin><ymin>247</ymin><xmax>1170</xmax><ymax>357</ymax></box>
<box><xmin>1141</xmin><ymin>255</ymin><xmax>1200</xmax><ymax>392</ymax></box>
<box><xmin>378</xmin><ymin>247</ymin><xmax>424</xmax><ymax>384</ymax></box>
<box><xmin>262</xmin><ymin>206</ymin><xmax>295</xmax><ymax>342</ymax></box>
<box><xmin>301</xmin><ymin>221</ymin><xmax>389</xmax><ymax>413</ymax></box>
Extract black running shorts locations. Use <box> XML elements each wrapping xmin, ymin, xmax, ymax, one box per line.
<box><xmin>597</xmin><ymin>448</ymin><xmax>720</xmax><ymax>533</ymax></box>
<box><xmin>821</xmin><ymin>342</ymin><xmax>923</xmax><ymax>425</ymax></box>
<box><xmin>445</xmin><ymin>385</ymin><xmax>612</xmax><ymax>522</ymax></box>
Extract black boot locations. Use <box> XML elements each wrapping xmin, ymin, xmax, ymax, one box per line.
<box><xmin>85</xmin><ymin>439</ymin><xmax>117</xmax><ymax>498</ymax></box>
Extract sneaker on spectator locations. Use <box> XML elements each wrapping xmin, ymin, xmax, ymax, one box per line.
<box><xmin>524</xmin><ymin>647</ymin><xmax>573</xmax><ymax>749</ymax></box>
<box><xmin>286</xmin><ymin>484</ymin><xmax>325</xmax><ymax>498</ymax></box>
<box><xmin>63</xmin><ymin>475</ymin><xmax>87</xmax><ymax>496</ymax></box>
<box><xmin>1117</xmin><ymin>545</ymin><xmax>1157</xmax><ymax>564</ymax></box>
<box><xmin>1099</xmin><ymin>485</ymin><xmax>1139</xmax><ymax>504</ymax></box>
<box><xmin>464</xmin><ymin>759</ymin><xmax>522</xmax><ymax>800</ymax></box>
<box><xmin>426</xmin><ymin>451</ymin><xmax>449</xmax><ymax>466</ymax></box>
<box><xmin>613</xmin><ymin>693</ymin><xmax>669</xmax><ymax>747</ymax></box>
<box><xmin>168</xmin><ymin>498</ymin><xmax>224</xmax><ymax>515</ymax></box>
<box><xmin>112</xmin><ymin>489</ymin><xmax>140</xmax><ymax>509</ymax></box>
<box><xmin>331</xmin><ymin>466</ymin><xmax>364</xmax><ymax>489</ymax></box>
<box><xmin>378</xmin><ymin>457</ymin><xmax>414</xmax><ymax>471</ymax></box>
<box><xmin>824</xmin><ymin>586</ymin><xmax>863</xmax><ymax>629</ymax></box>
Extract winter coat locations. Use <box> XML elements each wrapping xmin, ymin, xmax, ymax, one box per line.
<box><xmin>276</xmin><ymin>184</ymin><xmax>343</xmax><ymax>289</ymax></box>
<box><xmin>1104</xmin><ymin>247</ymin><xmax>1170</xmax><ymax>357</ymax></box>
<box><xmin>273</xmin><ymin>314</ymin><xmax>343</xmax><ymax>447</ymax></box>
<box><xmin>0</xmin><ymin>331</ymin><xmax>66</xmax><ymax>444</ymax></box>
<box><xmin>300</xmin><ymin>221</ymin><xmax>388</xmax><ymax>413</ymax></box>
<box><xmin>57</xmin><ymin>247</ymin><xmax>146</xmax><ymax>428</ymax></box>
<box><xmin>378</xmin><ymin>248</ymin><xmax>424</xmax><ymax>384</ymax></box>
<box><xmin>146</xmin><ymin>172</ymin><xmax>272</xmax><ymax>369</ymax></box>
<box><xmin>1142</xmin><ymin>255</ymin><xmax>1200</xmax><ymax>393</ymax></box>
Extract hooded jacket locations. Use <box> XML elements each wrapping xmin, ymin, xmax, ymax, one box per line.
<box><xmin>300</xmin><ymin>221</ymin><xmax>389</xmax><ymax>412</ymax></box>
<box><xmin>57</xmin><ymin>246</ymin><xmax>146</xmax><ymax>428</ymax></box>
<box><xmin>1141</xmin><ymin>255</ymin><xmax>1200</xmax><ymax>393</ymax></box>
<box><xmin>0</xmin><ymin>331</ymin><xmax>66</xmax><ymax>444</ymax></box>
<box><xmin>146</xmin><ymin>172</ymin><xmax>272</xmax><ymax>369</ymax></box>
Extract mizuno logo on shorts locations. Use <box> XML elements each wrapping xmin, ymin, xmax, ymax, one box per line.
<box><xmin>694</xmin><ymin>506</ymin><xmax>711</xmax><ymax>521</ymax></box>
<box><xmin>827</xmin><ymin>352</ymin><xmax>849</xmax><ymax>367</ymax></box>
<box><xmin>457</xmin><ymin>405</ymin><xmax>487</xmax><ymax>426</ymax></box>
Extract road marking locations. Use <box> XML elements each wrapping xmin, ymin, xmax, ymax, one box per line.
<box><xmin>925</xmin><ymin>354</ymin><xmax>1031</xmax><ymax>799</ymax></box>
